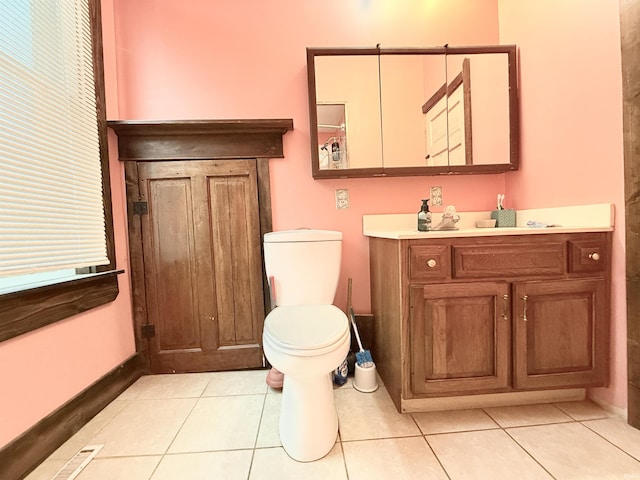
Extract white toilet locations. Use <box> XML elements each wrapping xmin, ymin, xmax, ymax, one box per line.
<box><xmin>262</xmin><ymin>229</ymin><xmax>350</xmax><ymax>462</ymax></box>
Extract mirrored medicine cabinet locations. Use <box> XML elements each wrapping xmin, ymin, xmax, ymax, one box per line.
<box><xmin>307</xmin><ymin>45</ymin><xmax>519</xmax><ymax>179</ymax></box>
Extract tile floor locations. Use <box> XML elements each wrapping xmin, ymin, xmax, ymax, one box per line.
<box><xmin>25</xmin><ymin>370</ymin><xmax>640</xmax><ymax>480</ymax></box>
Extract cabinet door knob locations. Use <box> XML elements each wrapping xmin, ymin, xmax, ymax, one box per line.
<box><xmin>588</xmin><ymin>252</ymin><xmax>600</xmax><ymax>261</ymax></box>
<box><xmin>427</xmin><ymin>259</ymin><xmax>437</xmax><ymax>268</ymax></box>
<box><xmin>521</xmin><ymin>295</ymin><xmax>528</xmax><ymax>322</ymax></box>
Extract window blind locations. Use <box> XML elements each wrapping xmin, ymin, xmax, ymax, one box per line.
<box><xmin>0</xmin><ymin>0</ymin><xmax>109</xmax><ymax>277</ymax></box>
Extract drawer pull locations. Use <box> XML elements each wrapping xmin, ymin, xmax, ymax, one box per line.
<box><xmin>589</xmin><ymin>252</ymin><xmax>600</xmax><ymax>261</ymax></box>
<box><xmin>427</xmin><ymin>259</ymin><xmax>437</xmax><ymax>268</ymax></box>
<box><xmin>521</xmin><ymin>295</ymin><xmax>528</xmax><ymax>322</ymax></box>
<box><xmin>502</xmin><ymin>294</ymin><xmax>509</xmax><ymax>320</ymax></box>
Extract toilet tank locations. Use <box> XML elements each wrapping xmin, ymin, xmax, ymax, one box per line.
<box><xmin>264</xmin><ymin>229</ymin><xmax>342</xmax><ymax>306</ymax></box>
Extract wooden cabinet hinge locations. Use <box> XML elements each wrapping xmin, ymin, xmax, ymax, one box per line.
<box><xmin>141</xmin><ymin>324</ymin><xmax>155</xmax><ymax>338</ymax></box>
<box><xmin>133</xmin><ymin>201</ymin><xmax>148</xmax><ymax>215</ymax></box>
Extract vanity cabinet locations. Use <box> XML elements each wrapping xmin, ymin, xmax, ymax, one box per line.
<box><xmin>369</xmin><ymin>232</ymin><xmax>611</xmax><ymax>412</ymax></box>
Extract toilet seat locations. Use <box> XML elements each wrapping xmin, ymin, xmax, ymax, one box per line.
<box><xmin>264</xmin><ymin>304</ymin><xmax>348</xmax><ymax>357</ymax></box>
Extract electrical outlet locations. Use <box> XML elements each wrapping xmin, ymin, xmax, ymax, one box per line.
<box><xmin>430</xmin><ymin>186</ymin><xmax>443</xmax><ymax>206</ymax></box>
<box><xmin>335</xmin><ymin>189</ymin><xmax>349</xmax><ymax>209</ymax></box>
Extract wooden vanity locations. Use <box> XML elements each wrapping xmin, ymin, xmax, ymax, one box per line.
<box><xmin>364</xmin><ymin>206</ymin><xmax>613</xmax><ymax>412</ymax></box>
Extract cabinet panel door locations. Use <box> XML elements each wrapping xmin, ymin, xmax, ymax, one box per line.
<box><xmin>138</xmin><ymin>160</ymin><xmax>265</xmax><ymax>373</ymax></box>
<box><xmin>409</xmin><ymin>282</ymin><xmax>510</xmax><ymax>395</ymax></box>
<box><xmin>513</xmin><ymin>279</ymin><xmax>608</xmax><ymax>389</ymax></box>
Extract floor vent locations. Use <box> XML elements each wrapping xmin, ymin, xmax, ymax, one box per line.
<box><xmin>51</xmin><ymin>445</ymin><xmax>103</xmax><ymax>480</ymax></box>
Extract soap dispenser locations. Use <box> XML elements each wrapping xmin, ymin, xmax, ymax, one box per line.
<box><xmin>417</xmin><ymin>199</ymin><xmax>432</xmax><ymax>231</ymax></box>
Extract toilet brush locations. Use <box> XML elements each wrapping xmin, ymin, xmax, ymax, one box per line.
<box><xmin>346</xmin><ymin>278</ymin><xmax>373</xmax><ymax>367</ymax></box>
<box><xmin>350</xmin><ymin>306</ymin><xmax>373</xmax><ymax>367</ymax></box>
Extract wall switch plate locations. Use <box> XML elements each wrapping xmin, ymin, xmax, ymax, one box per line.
<box><xmin>335</xmin><ymin>189</ymin><xmax>349</xmax><ymax>209</ymax></box>
<box><xmin>430</xmin><ymin>186</ymin><xmax>443</xmax><ymax>206</ymax></box>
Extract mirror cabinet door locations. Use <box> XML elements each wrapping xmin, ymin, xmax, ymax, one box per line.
<box><xmin>379</xmin><ymin>54</ymin><xmax>447</xmax><ymax>171</ymax></box>
<box><xmin>445</xmin><ymin>52</ymin><xmax>512</xmax><ymax>169</ymax></box>
<box><xmin>313</xmin><ymin>54</ymin><xmax>383</xmax><ymax>175</ymax></box>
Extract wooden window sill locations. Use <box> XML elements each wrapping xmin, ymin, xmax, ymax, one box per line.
<box><xmin>0</xmin><ymin>270</ymin><xmax>123</xmax><ymax>343</ymax></box>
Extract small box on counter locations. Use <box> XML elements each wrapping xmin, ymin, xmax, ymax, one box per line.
<box><xmin>491</xmin><ymin>209</ymin><xmax>516</xmax><ymax>227</ymax></box>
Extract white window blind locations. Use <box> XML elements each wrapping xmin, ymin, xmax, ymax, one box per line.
<box><xmin>0</xmin><ymin>0</ymin><xmax>108</xmax><ymax>277</ymax></box>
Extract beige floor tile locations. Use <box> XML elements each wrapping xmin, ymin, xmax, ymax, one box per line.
<box><xmin>76</xmin><ymin>456</ymin><xmax>161</xmax><ymax>480</ymax></box>
<box><xmin>427</xmin><ymin>429</ymin><xmax>553</xmax><ymax>479</ymax></box>
<box><xmin>48</xmin><ymin>399</ymin><xmax>130</xmax><ymax>460</ymax></box>
<box><xmin>92</xmin><ymin>398</ymin><xmax>196</xmax><ymax>457</ymax></box>
<box><xmin>342</xmin><ymin>437</ymin><xmax>448</xmax><ymax>480</ymax></box>
<box><xmin>250</xmin><ymin>444</ymin><xmax>347</xmax><ymax>480</ymax></box>
<box><xmin>23</xmin><ymin>459</ymin><xmax>67</xmax><ymax>480</ymax></box>
<box><xmin>202</xmin><ymin>369</ymin><xmax>269</xmax><ymax>396</ymax></box>
<box><xmin>412</xmin><ymin>408</ymin><xmax>499</xmax><ymax>435</ymax></box>
<box><xmin>334</xmin><ymin>386</ymin><xmax>421</xmax><ymax>441</ymax></box>
<box><xmin>508</xmin><ymin>422</ymin><xmax>640</xmax><ymax>479</ymax></box>
<box><xmin>583</xmin><ymin>417</ymin><xmax>640</xmax><ymax>461</ymax></box>
<box><xmin>256</xmin><ymin>392</ymin><xmax>282</xmax><ymax>448</ymax></box>
<box><xmin>151</xmin><ymin>450</ymin><xmax>253</xmax><ymax>480</ymax></box>
<box><xmin>553</xmin><ymin>400</ymin><xmax>612</xmax><ymax>421</ymax></box>
<box><xmin>483</xmin><ymin>403</ymin><xmax>573</xmax><ymax>428</ymax></box>
<box><xmin>168</xmin><ymin>395</ymin><xmax>264</xmax><ymax>453</ymax></box>
<box><xmin>117</xmin><ymin>373</ymin><xmax>212</xmax><ymax>400</ymax></box>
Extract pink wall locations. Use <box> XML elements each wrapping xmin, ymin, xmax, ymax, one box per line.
<box><xmin>111</xmin><ymin>0</ymin><xmax>503</xmax><ymax>315</ymax></box>
<box><xmin>498</xmin><ymin>0</ymin><xmax>626</xmax><ymax>410</ymax></box>
<box><xmin>0</xmin><ymin>0</ymin><xmax>136</xmax><ymax>448</ymax></box>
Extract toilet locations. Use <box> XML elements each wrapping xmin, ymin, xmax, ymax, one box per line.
<box><xmin>262</xmin><ymin>229</ymin><xmax>350</xmax><ymax>462</ymax></box>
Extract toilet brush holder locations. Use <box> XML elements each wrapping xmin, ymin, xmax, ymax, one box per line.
<box><xmin>354</xmin><ymin>362</ymin><xmax>378</xmax><ymax>393</ymax></box>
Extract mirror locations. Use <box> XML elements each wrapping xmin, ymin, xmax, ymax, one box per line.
<box><xmin>307</xmin><ymin>46</ymin><xmax>518</xmax><ymax>179</ymax></box>
<box><xmin>311</xmin><ymin>52</ymin><xmax>383</xmax><ymax>174</ymax></box>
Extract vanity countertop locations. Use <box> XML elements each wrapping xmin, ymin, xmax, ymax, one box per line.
<box><xmin>363</xmin><ymin>203</ymin><xmax>614</xmax><ymax>240</ymax></box>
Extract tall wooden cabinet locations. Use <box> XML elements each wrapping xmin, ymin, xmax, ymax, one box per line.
<box><xmin>108</xmin><ymin>119</ymin><xmax>293</xmax><ymax>374</ymax></box>
<box><xmin>369</xmin><ymin>232</ymin><xmax>611</xmax><ymax>412</ymax></box>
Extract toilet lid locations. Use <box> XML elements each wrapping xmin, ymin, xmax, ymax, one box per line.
<box><xmin>264</xmin><ymin>304</ymin><xmax>348</xmax><ymax>352</ymax></box>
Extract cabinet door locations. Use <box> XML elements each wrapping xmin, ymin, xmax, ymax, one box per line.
<box><xmin>138</xmin><ymin>160</ymin><xmax>265</xmax><ymax>373</ymax></box>
<box><xmin>513</xmin><ymin>279</ymin><xmax>608</xmax><ymax>389</ymax></box>
<box><xmin>409</xmin><ymin>282</ymin><xmax>510</xmax><ymax>395</ymax></box>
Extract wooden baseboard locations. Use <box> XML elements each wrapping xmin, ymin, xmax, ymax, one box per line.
<box><xmin>0</xmin><ymin>353</ymin><xmax>145</xmax><ymax>480</ymax></box>
<box><xmin>401</xmin><ymin>388</ymin><xmax>586</xmax><ymax>413</ymax></box>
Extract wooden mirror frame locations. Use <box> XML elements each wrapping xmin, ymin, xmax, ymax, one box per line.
<box><xmin>307</xmin><ymin>45</ymin><xmax>519</xmax><ymax>179</ymax></box>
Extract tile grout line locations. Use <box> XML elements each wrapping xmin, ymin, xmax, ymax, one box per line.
<box><xmin>482</xmin><ymin>403</ymin><xmax>568</xmax><ymax>479</ymax></box>
<box><xmin>501</xmin><ymin>427</ymin><xmax>558</xmax><ymax>480</ymax></box>
<box><xmin>409</xmin><ymin>412</ymin><xmax>453</xmax><ymax>480</ymax></box>
<box><xmin>580</xmin><ymin>420</ymin><xmax>640</xmax><ymax>465</ymax></box>
<box><xmin>147</xmin><ymin>393</ymin><xmax>203</xmax><ymax>480</ymax></box>
<box><xmin>247</xmin><ymin>389</ymin><xmax>270</xmax><ymax>479</ymax></box>
<box><xmin>337</xmin><ymin>430</ymin><xmax>351</xmax><ymax>480</ymax></box>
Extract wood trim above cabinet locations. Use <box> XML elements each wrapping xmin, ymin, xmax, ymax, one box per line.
<box><xmin>107</xmin><ymin>119</ymin><xmax>294</xmax><ymax>161</ymax></box>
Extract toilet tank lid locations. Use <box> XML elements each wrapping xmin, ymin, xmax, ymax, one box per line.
<box><xmin>264</xmin><ymin>229</ymin><xmax>342</xmax><ymax>243</ymax></box>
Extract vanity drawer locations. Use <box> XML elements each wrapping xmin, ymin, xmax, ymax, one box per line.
<box><xmin>568</xmin><ymin>239</ymin><xmax>608</xmax><ymax>273</ymax></box>
<box><xmin>409</xmin><ymin>245</ymin><xmax>451</xmax><ymax>281</ymax></box>
<box><xmin>452</xmin><ymin>242</ymin><xmax>565</xmax><ymax>279</ymax></box>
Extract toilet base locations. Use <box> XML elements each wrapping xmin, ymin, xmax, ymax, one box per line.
<box><xmin>279</xmin><ymin>372</ymin><xmax>338</xmax><ymax>462</ymax></box>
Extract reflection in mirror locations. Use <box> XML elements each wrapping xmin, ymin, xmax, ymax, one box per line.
<box><xmin>444</xmin><ymin>58</ymin><xmax>472</xmax><ymax>166</ymax></box>
<box><xmin>314</xmin><ymin>55</ymin><xmax>382</xmax><ymax>171</ymax></box>
<box><xmin>379</xmin><ymin>54</ymin><xmax>446</xmax><ymax>168</ymax></box>
<box><xmin>446</xmin><ymin>53</ymin><xmax>511</xmax><ymax>166</ymax></box>
<box><xmin>317</xmin><ymin>103</ymin><xmax>348</xmax><ymax>169</ymax></box>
